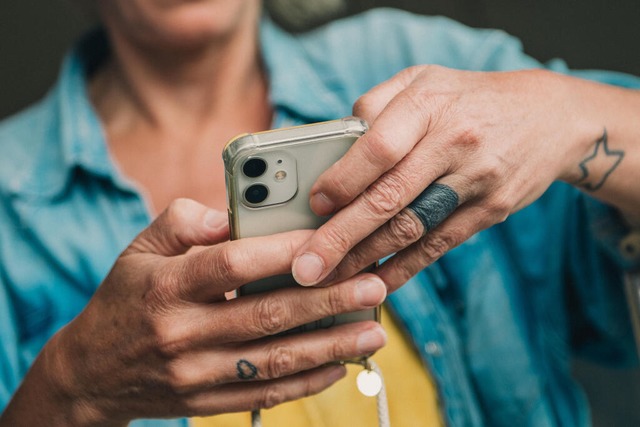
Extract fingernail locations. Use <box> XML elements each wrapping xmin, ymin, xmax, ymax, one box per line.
<box><xmin>357</xmin><ymin>327</ymin><xmax>387</xmax><ymax>354</ymax></box>
<box><xmin>310</xmin><ymin>192</ymin><xmax>336</xmax><ymax>216</ymax></box>
<box><xmin>204</xmin><ymin>210</ymin><xmax>228</xmax><ymax>231</ymax></box>
<box><xmin>355</xmin><ymin>277</ymin><xmax>387</xmax><ymax>306</ymax></box>
<box><xmin>292</xmin><ymin>253</ymin><xmax>325</xmax><ymax>286</ymax></box>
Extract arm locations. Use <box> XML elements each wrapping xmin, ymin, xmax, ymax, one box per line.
<box><xmin>0</xmin><ymin>199</ymin><xmax>386</xmax><ymax>426</ymax></box>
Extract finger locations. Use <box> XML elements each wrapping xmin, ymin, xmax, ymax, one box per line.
<box><xmin>176</xmin><ymin>273</ymin><xmax>386</xmax><ymax>343</ymax></box>
<box><xmin>332</xmin><ymin>180</ymin><xmax>464</xmax><ymax>282</ymax></box>
<box><xmin>293</xmin><ymin>144</ymin><xmax>452</xmax><ymax>286</ymax></box>
<box><xmin>182</xmin><ymin>365</ymin><xmax>347</xmax><ymax>417</ymax></box>
<box><xmin>125</xmin><ymin>198</ymin><xmax>229</xmax><ymax>257</ymax></box>
<box><xmin>174</xmin><ymin>229</ymin><xmax>316</xmax><ymax>302</ymax></box>
<box><xmin>377</xmin><ymin>203</ymin><xmax>499</xmax><ymax>292</ymax></box>
<box><xmin>310</xmin><ymin>81</ymin><xmax>436</xmax><ymax>216</ymax></box>
<box><xmin>351</xmin><ymin>67</ymin><xmax>420</xmax><ymax>124</ymax></box>
<box><xmin>167</xmin><ymin>321</ymin><xmax>385</xmax><ymax>392</ymax></box>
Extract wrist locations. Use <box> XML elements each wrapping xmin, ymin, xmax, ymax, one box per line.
<box><xmin>0</xmin><ymin>327</ymin><xmax>122</xmax><ymax>427</ymax></box>
<box><xmin>544</xmin><ymin>71</ymin><xmax>604</xmax><ymax>184</ymax></box>
<box><xmin>41</xmin><ymin>327</ymin><xmax>125</xmax><ymax>427</ymax></box>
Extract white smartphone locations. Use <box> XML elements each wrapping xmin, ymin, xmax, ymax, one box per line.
<box><xmin>223</xmin><ymin>117</ymin><xmax>380</xmax><ymax>334</ymax></box>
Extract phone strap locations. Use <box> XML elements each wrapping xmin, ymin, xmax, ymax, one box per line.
<box><xmin>250</xmin><ymin>357</ymin><xmax>390</xmax><ymax>427</ymax></box>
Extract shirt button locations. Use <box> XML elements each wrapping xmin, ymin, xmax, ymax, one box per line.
<box><xmin>620</xmin><ymin>232</ymin><xmax>640</xmax><ymax>261</ymax></box>
<box><xmin>424</xmin><ymin>341</ymin><xmax>442</xmax><ymax>357</ymax></box>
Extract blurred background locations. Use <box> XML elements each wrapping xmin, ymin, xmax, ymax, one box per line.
<box><xmin>1</xmin><ymin>0</ymin><xmax>640</xmax><ymax>425</ymax></box>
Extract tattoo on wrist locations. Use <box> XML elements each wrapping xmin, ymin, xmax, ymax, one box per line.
<box><xmin>237</xmin><ymin>359</ymin><xmax>258</xmax><ymax>380</ymax></box>
<box><xmin>577</xmin><ymin>129</ymin><xmax>624</xmax><ymax>191</ymax></box>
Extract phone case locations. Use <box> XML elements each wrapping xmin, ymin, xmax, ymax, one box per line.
<box><xmin>223</xmin><ymin>117</ymin><xmax>380</xmax><ymax>333</ymax></box>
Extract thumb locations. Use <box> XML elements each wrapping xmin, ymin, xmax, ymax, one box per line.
<box><xmin>124</xmin><ymin>198</ymin><xmax>229</xmax><ymax>257</ymax></box>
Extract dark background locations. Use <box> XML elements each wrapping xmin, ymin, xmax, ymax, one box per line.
<box><xmin>2</xmin><ymin>1</ymin><xmax>640</xmax><ymax>425</ymax></box>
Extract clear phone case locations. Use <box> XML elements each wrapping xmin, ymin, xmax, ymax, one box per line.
<box><xmin>223</xmin><ymin>117</ymin><xmax>379</xmax><ymax>332</ymax></box>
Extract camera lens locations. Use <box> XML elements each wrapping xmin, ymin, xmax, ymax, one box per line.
<box><xmin>244</xmin><ymin>184</ymin><xmax>269</xmax><ymax>204</ymax></box>
<box><xmin>243</xmin><ymin>158</ymin><xmax>267</xmax><ymax>178</ymax></box>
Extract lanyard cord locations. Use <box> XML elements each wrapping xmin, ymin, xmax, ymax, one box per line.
<box><xmin>250</xmin><ymin>358</ymin><xmax>390</xmax><ymax>427</ymax></box>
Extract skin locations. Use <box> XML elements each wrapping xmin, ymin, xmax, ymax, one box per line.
<box><xmin>1</xmin><ymin>200</ymin><xmax>387</xmax><ymax>426</ymax></box>
<box><xmin>291</xmin><ymin>66</ymin><xmax>640</xmax><ymax>290</ymax></box>
<box><xmin>1</xmin><ymin>1</ymin><xmax>388</xmax><ymax>425</ymax></box>
<box><xmin>3</xmin><ymin>0</ymin><xmax>640</xmax><ymax>424</ymax></box>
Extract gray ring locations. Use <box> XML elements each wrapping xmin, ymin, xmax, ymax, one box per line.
<box><xmin>406</xmin><ymin>183</ymin><xmax>459</xmax><ymax>233</ymax></box>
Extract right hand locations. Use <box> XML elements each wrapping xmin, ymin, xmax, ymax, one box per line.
<box><xmin>23</xmin><ymin>199</ymin><xmax>387</xmax><ymax>426</ymax></box>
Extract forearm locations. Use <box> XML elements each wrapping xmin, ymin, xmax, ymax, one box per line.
<box><xmin>560</xmin><ymin>73</ymin><xmax>640</xmax><ymax>226</ymax></box>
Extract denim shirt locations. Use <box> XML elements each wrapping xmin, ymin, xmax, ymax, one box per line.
<box><xmin>1</xmin><ymin>8</ymin><xmax>640</xmax><ymax>427</ymax></box>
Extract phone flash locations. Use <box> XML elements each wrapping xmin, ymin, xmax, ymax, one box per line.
<box><xmin>275</xmin><ymin>170</ymin><xmax>287</xmax><ymax>181</ymax></box>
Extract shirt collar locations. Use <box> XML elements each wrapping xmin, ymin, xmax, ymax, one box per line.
<box><xmin>12</xmin><ymin>30</ymin><xmax>119</xmax><ymax>199</ymax></box>
<box><xmin>15</xmin><ymin>17</ymin><xmax>345</xmax><ymax>199</ymax></box>
<box><xmin>57</xmin><ymin>30</ymin><xmax>115</xmax><ymax>181</ymax></box>
<box><xmin>260</xmin><ymin>16</ymin><xmax>347</xmax><ymax>123</ymax></box>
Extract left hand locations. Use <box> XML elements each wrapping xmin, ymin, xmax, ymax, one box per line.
<box><xmin>291</xmin><ymin>65</ymin><xmax>598</xmax><ymax>291</ymax></box>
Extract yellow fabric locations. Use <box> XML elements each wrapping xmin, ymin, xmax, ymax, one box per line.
<box><xmin>193</xmin><ymin>305</ymin><xmax>443</xmax><ymax>427</ymax></box>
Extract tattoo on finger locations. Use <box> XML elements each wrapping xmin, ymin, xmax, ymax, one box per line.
<box><xmin>237</xmin><ymin>359</ymin><xmax>259</xmax><ymax>380</ymax></box>
<box><xmin>406</xmin><ymin>183</ymin><xmax>459</xmax><ymax>232</ymax></box>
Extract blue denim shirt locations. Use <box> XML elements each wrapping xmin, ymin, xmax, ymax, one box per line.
<box><xmin>2</xmin><ymin>8</ymin><xmax>640</xmax><ymax>427</ymax></box>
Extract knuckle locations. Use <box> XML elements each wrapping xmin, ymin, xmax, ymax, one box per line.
<box><xmin>263</xmin><ymin>345</ymin><xmax>296</xmax><ymax>379</ymax></box>
<box><xmin>474</xmin><ymin>155</ymin><xmax>506</xmax><ymax>184</ymax></box>
<box><xmin>353</xmin><ymin>93</ymin><xmax>374</xmax><ymax>117</ymax></box>
<box><xmin>154</xmin><ymin>319</ymin><xmax>190</xmax><ymax>360</ymax></box>
<box><xmin>321</xmin><ymin>171</ymin><xmax>353</xmax><ymax>203</ymax></box>
<box><xmin>165</xmin><ymin>198</ymin><xmax>194</xmax><ymax>225</ymax></box>
<box><xmin>214</xmin><ymin>246</ymin><xmax>243</xmax><ymax>283</ymax></box>
<box><xmin>455</xmin><ymin>126</ymin><xmax>483</xmax><ymax>147</ymax></box>
<box><xmin>485</xmin><ymin>195</ymin><xmax>512</xmax><ymax>223</ymax></box>
<box><xmin>253</xmin><ymin>297</ymin><xmax>290</xmax><ymax>336</ymax></box>
<box><xmin>324</xmin><ymin>284</ymin><xmax>349</xmax><ymax>314</ymax></box>
<box><xmin>148</xmin><ymin>264</ymin><xmax>171</xmax><ymax>293</ymax></box>
<box><xmin>361</xmin><ymin>128</ymin><xmax>402</xmax><ymax>168</ymax></box>
<box><xmin>397</xmin><ymin>65</ymin><xmax>427</xmax><ymax>84</ymax></box>
<box><xmin>321</xmin><ymin>224</ymin><xmax>354</xmax><ymax>255</ymax></box>
<box><xmin>326</xmin><ymin>334</ymin><xmax>352</xmax><ymax>361</ymax></box>
<box><xmin>419</xmin><ymin>231</ymin><xmax>459</xmax><ymax>262</ymax></box>
<box><xmin>144</xmin><ymin>264</ymin><xmax>181</xmax><ymax>310</ymax></box>
<box><xmin>388</xmin><ymin>210</ymin><xmax>424</xmax><ymax>244</ymax></box>
<box><xmin>362</xmin><ymin>174</ymin><xmax>406</xmax><ymax>216</ymax></box>
<box><xmin>165</xmin><ymin>360</ymin><xmax>196</xmax><ymax>395</ymax></box>
<box><xmin>259</xmin><ymin>385</ymin><xmax>286</xmax><ymax>410</ymax></box>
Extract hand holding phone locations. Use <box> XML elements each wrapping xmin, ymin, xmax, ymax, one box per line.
<box><xmin>223</xmin><ymin>117</ymin><xmax>380</xmax><ymax>333</ymax></box>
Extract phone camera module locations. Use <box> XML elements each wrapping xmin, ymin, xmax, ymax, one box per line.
<box><xmin>243</xmin><ymin>158</ymin><xmax>267</xmax><ymax>178</ymax></box>
<box><xmin>244</xmin><ymin>184</ymin><xmax>269</xmax><ymax>205</ymax></box>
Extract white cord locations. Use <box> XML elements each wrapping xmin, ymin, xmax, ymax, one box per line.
<box><xmin>369</xmin><ymin>359</ymin><xmax>391</xmax><ymax>427</ymax></box>
<box><xmin>250</xmin><ymin>358</ymin><xmax>390</xmax><ymax>427</ymax></box>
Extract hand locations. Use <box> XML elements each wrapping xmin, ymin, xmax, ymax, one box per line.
<box><xmin>3</xmin><ymin>199</ymin><xmax>386</xmax><ymax>426</ymax></box>
<box><xmin>291</xmin><ymin>65</ymin><xmax>600</xmax><ymax>290</ymax></box>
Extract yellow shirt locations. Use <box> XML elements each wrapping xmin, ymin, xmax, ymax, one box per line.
<box><xmin>193</xmin><ymin>306</ymin><xmax>442</xmax><ymax>426</ymax></box>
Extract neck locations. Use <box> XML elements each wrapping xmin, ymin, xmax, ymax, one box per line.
<box><xmin>91</xmin><ymin>6</ymin><xmax>270</xmax><ymax>142</ymax></box>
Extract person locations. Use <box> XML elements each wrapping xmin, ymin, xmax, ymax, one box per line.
<box><xmin>1</xmin><ymin>1</ymin><xmax>639</xmax><ymax>426</ymax></box>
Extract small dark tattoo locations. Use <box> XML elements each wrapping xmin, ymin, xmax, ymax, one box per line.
<box><xmin>577</xmin><ymin>129</ymin><xmax>624</xmax><ymax>191</ymax></box>
<box><xmin>236</xmin><ymin>359</ymin><xmax>258</xmax><ymax>380</ymax></box>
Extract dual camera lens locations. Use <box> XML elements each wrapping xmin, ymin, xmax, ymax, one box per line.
<box><xmin>243</xmin><ymin>158</ymin><xmax>268</xmax><ymax>204</ymax></box>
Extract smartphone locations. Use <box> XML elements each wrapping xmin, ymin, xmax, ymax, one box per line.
<box><xmin>223</xmin><ymin>117</ymin><xmax>380</xmax><ymax>334</ymax></box>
